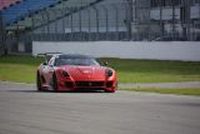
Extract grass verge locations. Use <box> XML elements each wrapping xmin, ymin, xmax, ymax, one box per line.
<box><xmin>0</xmin><ymin>55</ymin><xmax>200</xmax><ymax>83</ymax></box>
<box><xmin>122</xmin><ymin>88</ymin><xmax>200</xmax><ymax>96</ymax></box>
<box><xmin>103</xmin><ymin>58</ymin><xmax>200</xmax><ymax>83</ymax></box>
<box><xmin>0</xmin><ymin>64</ymin><xmax>37</xmax><ymax>83</ymax></box>
<box><xmin>0</xmin><ymin>55</ymin><xmax>42</xmax><ymax>83</ymax></box>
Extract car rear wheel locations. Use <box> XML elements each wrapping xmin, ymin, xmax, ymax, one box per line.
<box><xmin>52</xmin><ymin>73</ymin><xmax>58</xmax><ymax>92</ymax></box>
<box><xmin>37</xmin><ymin>72</ymin><xmax>42</xmax><ymax>91</ymax></box>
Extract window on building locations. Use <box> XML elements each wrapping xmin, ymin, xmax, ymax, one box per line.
<box><xmin>151</xmin><ymin>0</ymin><xmax>160</xmax><ymax>7</ymax></box>
<box><xmin>151</xmin><ymin>0</ymin><xmax>182</xmax><ymax>7</ymax></box>
<box><xmin>194</xmin><ymin>0</ymin><xmax>200</xmax><ymax>4</ymax></box>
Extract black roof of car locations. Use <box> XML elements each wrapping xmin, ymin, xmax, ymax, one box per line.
<box><xmin>57</xmin><ymin>54</ymin><xmax>93</xmax><ymax>59</ymax></box>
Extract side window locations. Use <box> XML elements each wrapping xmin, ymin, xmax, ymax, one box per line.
<box><xmin>48</xmin><ymin>57</ymin><xmax>55</xmax><ymax>66</ymax></box>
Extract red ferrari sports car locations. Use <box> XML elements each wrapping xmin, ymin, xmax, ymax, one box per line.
<box><xmin>37</xmin><ymin>53</ymin><xmax>117</xmax><ymax>92</ymax></box>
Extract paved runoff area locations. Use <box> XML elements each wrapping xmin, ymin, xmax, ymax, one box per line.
<box><xmin>0</xmin><ymin>82</ymin><xmax>200</xmax><ymax>134</ymax></box>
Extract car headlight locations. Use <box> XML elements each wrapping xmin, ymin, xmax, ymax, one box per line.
<box><xmin>62</xmin><ymin>71</ymin><xmax>70</xmax><ymax>77</ymax></box>
<box><xmin>106</xmin><ymin>69</ymin><xmax>113</xmax><ymax>77</ymax></box>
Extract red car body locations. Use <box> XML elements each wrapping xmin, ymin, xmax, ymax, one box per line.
<box><xmin>37</xmin><ymin>54</ymin><xmax>117</xmax><ymax>92</ymax></box>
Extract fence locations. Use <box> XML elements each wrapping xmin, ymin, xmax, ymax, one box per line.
<box><xmin>1</xmin><ymin>0</ymin><xmax>200</xmax><ymax>53</ymax></box>
<box><xmin>29</xmin><ymin>0</ymin><xmax>200</xmax><ymax>41</ymax></box>
<box><xmin>31</xmin><ymin>0</ymin><xmax>130</xmax><ymax>41</ymax></box>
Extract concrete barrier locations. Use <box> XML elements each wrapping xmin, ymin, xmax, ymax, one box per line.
<box><xmin>33</xmin><ymin>41</ymin><xmax>200</xmax><ymax>61</ymax></box>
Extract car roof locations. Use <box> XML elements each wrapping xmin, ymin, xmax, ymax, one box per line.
<box><xmin>56</xmin><ymin>54</ymin><xmax>93</xmax><ymax>59</ymax></box>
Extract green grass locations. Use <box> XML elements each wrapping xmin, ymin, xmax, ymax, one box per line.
<box><xmin>0</xmin><ymin>55</ymin><xmax>43</xmax><ymax>83</ymax></box>
<box><xmin>102</xmin><ymin>58</ymin><xmax>200</xmax><ymax>83</ymax></box>
<box><xmin>0</xmin><ymin>55</ymin><xmax>200</xmax><ymax>83</ymax></box>
<box><xmin>122</xmin><ymin>88</ymin><xmax>200</xmax><ymax>96</ymax></box>
<box><xmin>0</xmin><ymin>55</ymin><xmax>43</xmax><ymax>65</ymax></box>
<box><xmin>0</xmin><ymin>64</ymin><xmax>37</xmax><ymax>83</ymax></box>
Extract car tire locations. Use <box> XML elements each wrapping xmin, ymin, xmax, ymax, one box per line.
<box><xmin>52</xmin><ymin>72</ymin><xmax>58</xmax><ymax>92</ymax></box>
<box><xmin>37</xmin><ymin>72</ymin><xmax>42</xmax><ymax>91</ymax></box>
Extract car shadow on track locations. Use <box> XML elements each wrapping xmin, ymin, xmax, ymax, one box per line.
<box><xmin>6</xmin><ymin>89</ymin><xmax>109</xmax><ymax>94</ymax></box>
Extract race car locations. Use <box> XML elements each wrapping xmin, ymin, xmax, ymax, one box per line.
<box><xmin>36</xmin><ymin>53</ymin><xmax>117</xmax><ymax>92</ymax></box>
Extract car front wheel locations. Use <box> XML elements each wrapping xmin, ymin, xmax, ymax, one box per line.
<box><xmin>37</xmin><ymin>72</ymin><xmax>42</xmax><ymax>91</ymax></box>
<box><xmin>52</xmin><ymin>73</ymin><xmax>58</xmax><ymax>92</ymax></box>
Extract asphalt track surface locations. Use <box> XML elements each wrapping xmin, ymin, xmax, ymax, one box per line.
<box><xmin>119</xmin><ymin>81</ymin><xmax>200</xmax><ymax>89</ymax></box>
<box><xmin>0</xmin><ymin>82</ymin><xmax>200</xmax><ymax>134</ymax></box>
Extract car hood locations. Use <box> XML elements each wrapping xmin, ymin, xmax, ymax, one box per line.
<box><xmin>61</xmin><ymin>65</ymin><xmax>107</xmax><ymax>80</ymax></box>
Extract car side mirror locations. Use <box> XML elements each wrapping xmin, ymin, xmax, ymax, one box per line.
<box><xmin>103</xmin><ymin>61</ymin><xmax>108</xmax><ymax>66</ymax></box>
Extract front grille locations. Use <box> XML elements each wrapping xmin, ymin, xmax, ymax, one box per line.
<box><xmin>75</xmin><ymin>81</ymin><xmax>105</xmax><ymax>87</ymax></box>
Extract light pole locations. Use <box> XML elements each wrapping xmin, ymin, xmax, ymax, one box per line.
<box><xmin>127</xmin><ymin>0</ymin><xmax>133</xmax><ymax>40</ymax></box>
<box><xmin>101</xmin><ymin>5</ymin><xmax>108</xmax><ymax>40</ymax></box>
<box><xmin>159</xmin><ymin>0</ymin><xmax>164</xmax><ymax>36</ymax></box>
<box><xmin>181</xmin><ymin>0</ymin><xmax>191</xmax><ymax>40</ymax></box>
<box><xmin>172</xmin><ymin>0</ymin><xmax>176</xmax><ymax>39</ymax></box>
<box><xmin>0</xmin><ymin>11</ymin><xmax>7</xmax><ymax>55</ymax></box>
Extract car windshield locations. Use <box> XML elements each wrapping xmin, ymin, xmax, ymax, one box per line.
<box><xmin>55</xmin><ymin>57</ymin><xmax>100</xmax><ymax>66</ymax></box>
